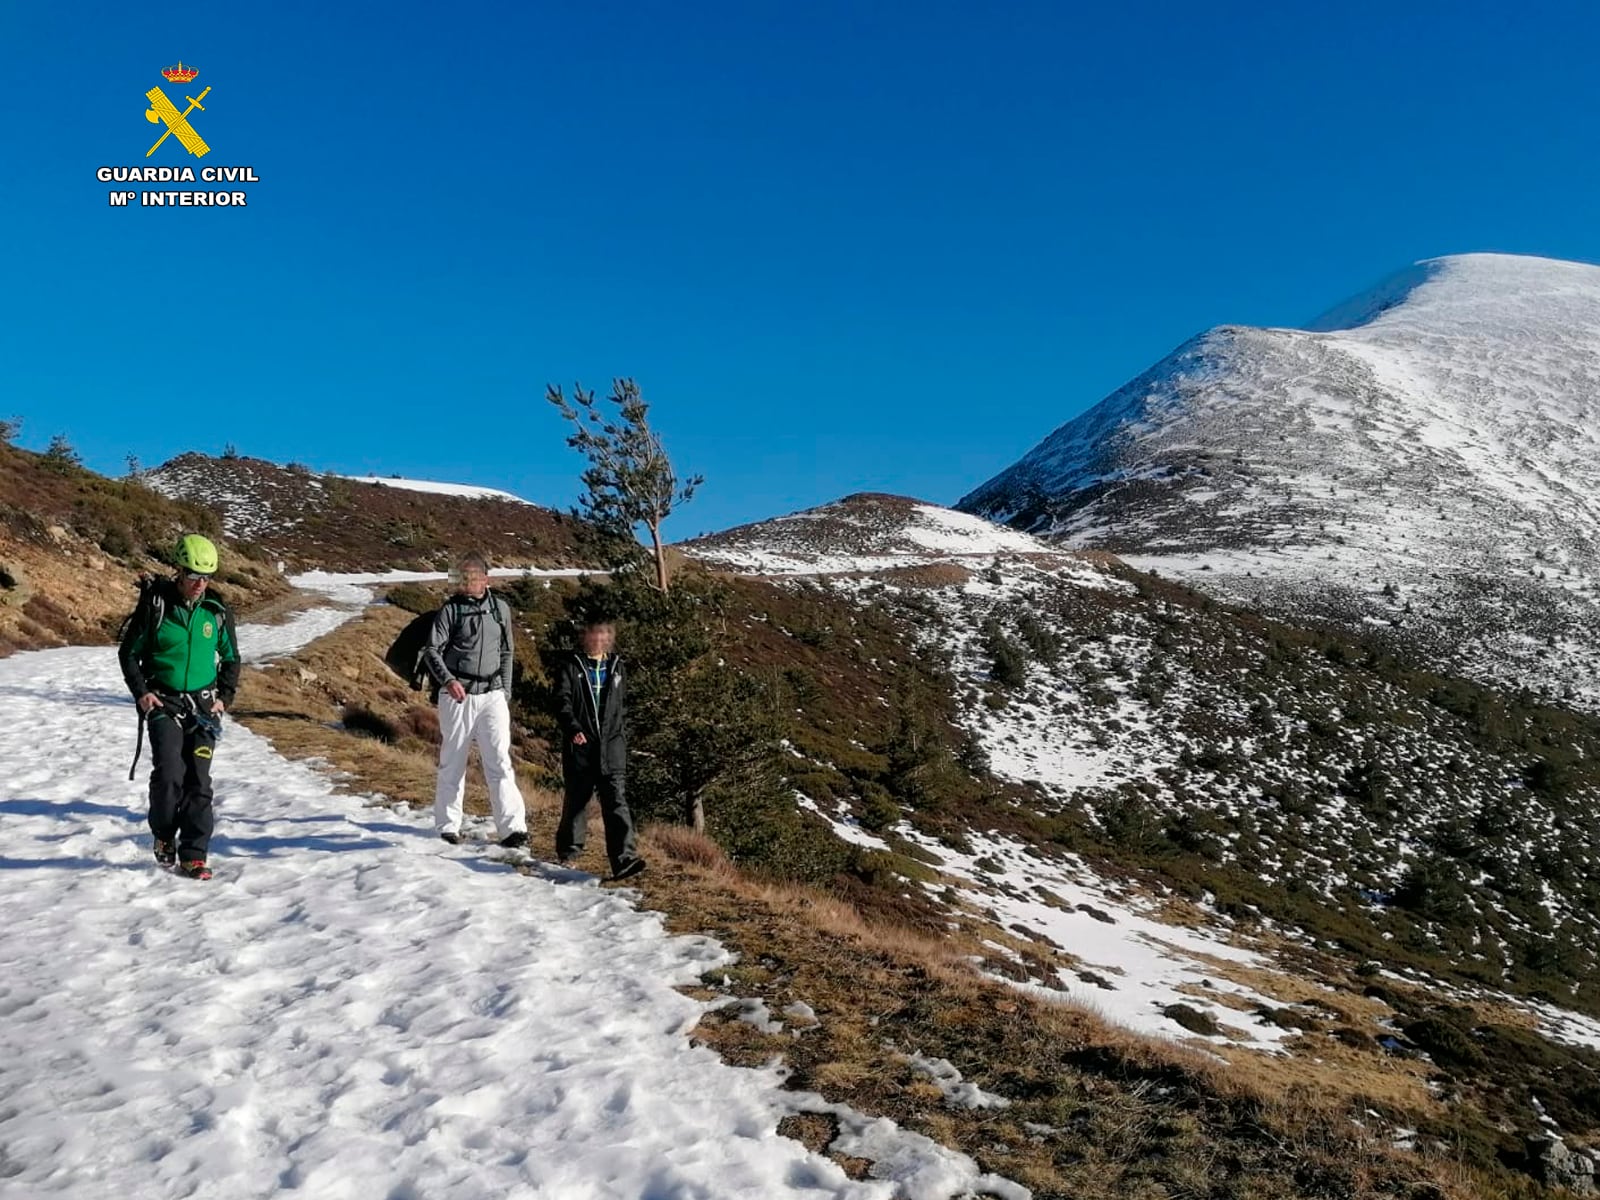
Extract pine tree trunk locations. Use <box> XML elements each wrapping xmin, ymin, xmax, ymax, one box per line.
<box><xmin>687</xmin><ymin>792</ymin><xmax>705</xmax><ymax>833</ymax></box>
<box><xmin>649</xmin><ymin>521</ymin><xmax>669</xmax><ymax>592</ymax></box>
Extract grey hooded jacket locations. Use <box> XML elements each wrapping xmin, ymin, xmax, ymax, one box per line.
<box><xmin>422</xmin><ymin>591</ymin><xmax>513</xmax><ymax>694</ymax></box>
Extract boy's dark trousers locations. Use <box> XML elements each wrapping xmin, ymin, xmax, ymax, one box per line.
<box><xmin>556</xmin><ymin>768</ymin><xmax>637</xmax><ymax>871</ymax></box>
<box><xmin>147</xmin><ymin>708</ymin><xmax>217</xmax><ymax>862</ymax></box>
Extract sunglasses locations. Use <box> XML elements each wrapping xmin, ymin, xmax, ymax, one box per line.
<box><xmin>181</xmin><ymin>570</ymin><xmax>214</xmax><ymax>582</ymax></box>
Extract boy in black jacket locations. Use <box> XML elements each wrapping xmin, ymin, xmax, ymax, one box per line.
<box><xmin>555</xmin><ymin>617</ymin><xmax>644</xmax><ymax>880</ymax></box>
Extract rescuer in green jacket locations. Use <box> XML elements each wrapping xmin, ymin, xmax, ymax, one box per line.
<box><xmin>117</xmin><ymin>534</ymin><xmax>241</xmax><ymax>880</ymax></box>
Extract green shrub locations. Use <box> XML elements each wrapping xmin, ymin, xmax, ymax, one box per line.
<box><xmin>990</xmin><ymin>636</ymin><xmax>1026</xmax><ymax>688</ymax></box>
<box><xmin>848</xmin><ymin>847</ymin><xmax>936</xmax><ymax>888</ymax></box>
<box><xmin>857</xmin><ymin>782</ymin><xmax>901</xmax><ymax>832</ymax></box>
<box><xmin>98</xmin><ymin>525</ymin><xmax>135</xmax><ymax>559</ymax></box>
<box><xmin>386</xmin><ymin>583</ymin><xmax>440</xmax><ymax>615</ymax></box>
<box><xmin>1403</xmin><ymin>1012</ymin><xmax>1484</xmax><ymax>1069</ymax></box>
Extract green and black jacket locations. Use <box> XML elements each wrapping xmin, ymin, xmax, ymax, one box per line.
<box><xmin>118</xmin><ymin>577</ymin><xmax>241</xmax><ymax>705</ymax></box>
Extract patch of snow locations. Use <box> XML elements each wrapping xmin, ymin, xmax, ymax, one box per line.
<box><xmin>904</xmin><ymin>1053</ymin><xmax>1011</xmax><ymax>1110</ymax></box>
<box><xmin>899</xmin><ymin>826</ymin><xmax>1295</xmax><ymax>1053</ymax></box>
<box><xmin>337</xmin><ymin>475</ymin><xmax>533</xmax><ymax>504</ymax></box>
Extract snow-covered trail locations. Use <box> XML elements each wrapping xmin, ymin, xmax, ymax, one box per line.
<box><xmin>0</xmin><ymin>606</ymin><xmax>1023</xmax><ymax>1198</ymax></box>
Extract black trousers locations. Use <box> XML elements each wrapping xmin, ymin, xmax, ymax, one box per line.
<box><xmin>556</xmin><ymin>770</ymin><xmax>637</xmax><ymax>870</ymax></box>
<box><xmin>147</xmin><ymin>710</ymin><xmax>217</xmax><ymax>862</ymax></box>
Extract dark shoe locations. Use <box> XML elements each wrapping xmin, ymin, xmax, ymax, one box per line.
<box><xmin>179</xmin><ymin>860</ymin><xmax>212</xmax><ymax>881</ymax></box>
<box><xmin>499</xmin><ymin>831</ymin><xmax>528</xmax><ymax>850</ymax></box>
<box><xmin>153</xmin><ymin>838</ymin><xmax>177</xmax><ymax>867</ymax></box>
<box><xmin>610</xmin><ymin>857</ymin><xmax>646</xmax><ymax>882</ymax></box>
<box><xmin>439</xmin><ymin>831</ymin><xmax>461</xmax><ymax>845</ymax></box>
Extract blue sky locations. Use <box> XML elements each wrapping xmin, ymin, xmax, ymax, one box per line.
<box><xmin>5</xmin><ymin>1</ymin><xmax>1600</xmax><ymax>539</ymax></box>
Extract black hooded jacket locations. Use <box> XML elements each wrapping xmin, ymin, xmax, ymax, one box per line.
<box><xmin>555</xmin><ymin>651</ymin><xmax>626</xmax><ymax>777</ymax></box>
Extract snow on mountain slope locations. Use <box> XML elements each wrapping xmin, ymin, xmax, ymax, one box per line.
<box><xmin>336</xmin><ymin>475</ymin><xmax>533</xmax><ymax>504</ymax></box>
<box><xmin>958</xmin><ymin>254</ymin><xmax>1600</xmax><ymax>704</ymax></box>
<box><xmin>0</xmin><ymin>594</ymin><xmax>1024</xmax><ymax>1200</ymax></box>
<box><xmin>777</xmin><ymin>550</ymin><xmax>1600</xmax><ymax>1049</ymax></box>
<box><xmin>683</xmin><ymin>493</ymin><xmax>1064</xmax><ymax>574</ymax></box>
<box><xmin>142</xmin><ymin>453</ymin><xmax>586</xmax><ymax>573</ymax></box>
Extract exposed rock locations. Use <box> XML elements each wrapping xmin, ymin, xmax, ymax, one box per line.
<box><xmin>1527</xmin><ymin>1136</ymin><xmax>1596</xmax><ymax>1194</ymax></box>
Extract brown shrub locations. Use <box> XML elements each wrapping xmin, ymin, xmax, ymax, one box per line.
<box><xmin>342</xmin><ymin>705</ymin><xmax>399</xmax><ymax>744</ymax></box>
<box><xmin>399</xmin><ymin>705</ymin><xmax>440</xmax><ymax>743</ymax></box>
<box><xmin>643</xmin><ymin>824</ymin><xmax>730</xmax><ymax>871</ymax></box>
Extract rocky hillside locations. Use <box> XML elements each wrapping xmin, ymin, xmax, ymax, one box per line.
<box><xmin>0</xmin><ymin>441</ymin><xmax>289</xmax><ymax>654</ymax></box>
<box><xmin>957</xmin><ymin>253</ymin><xmax>1600</xmax><ymax>709</ymax></box>
<box><xmin>144</xmin><ymin>453</ymin><xmax>593</xmax><ymax>572</ymax></box>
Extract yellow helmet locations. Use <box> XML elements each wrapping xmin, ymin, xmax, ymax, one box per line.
<box><xmin>175</xmin><ymin>533</ymin><xmax>219</xmax><ymax>575</ymax></box>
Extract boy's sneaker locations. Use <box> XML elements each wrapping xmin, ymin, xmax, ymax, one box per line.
<box><xmin>610</xmin><ymin>857</ymin><xmax>646</xmax><ymax>882</ymax></box>
<box><xmin>153</xmin><ymin>839</ymin><xmax>177</xmax><ymax>867</ymax></box>
<box><xmin>179</xmin><ymin>860</ymin><xmax>212</xmax><ymax>881</ymax></box>
<box><xmin>439</xmin><ymin>831</ymin><xmax>461</xmax><ymax>845</ymax></box>
<box><xmin>499</xmin><ymin>831</ymin><xmax>528</xmax><ymax>850</ymax></box>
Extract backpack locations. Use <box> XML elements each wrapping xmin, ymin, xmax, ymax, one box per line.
<box><xmin>117</xmin><ymin>574</ymin><xmax>165</xmax><ymax>649</ymax></box>
<box><xmin>383</xmin><ymin>592</ymin><xmax>509</xmax><ymax>691</ymax></box>
<box><xmin>384</xmin><ymin>610</ymin><xmax>439</xmax><ymax>691</ymax></box>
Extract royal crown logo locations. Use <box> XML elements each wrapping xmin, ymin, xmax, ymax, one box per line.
<box><xmin>145</xmin><ymin>62</ymin><xmax>212</xmax><ymax>159</ymax></box>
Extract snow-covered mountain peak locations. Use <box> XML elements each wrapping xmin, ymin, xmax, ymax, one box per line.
<box><xmin>957</xmin><ymin>252</ymin><xmax>1600</xmax><ymax>704</ymax></box>
<box><xmin>1303</xmin><ymin>252</ymin><xmax>1600</xmax><ymax>336</ymax></box>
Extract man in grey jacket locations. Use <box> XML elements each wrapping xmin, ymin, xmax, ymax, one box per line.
<box><xmin>421</xmin><ymin>553</ymin><xmax>529</xmax><ymax>848</ymax></box>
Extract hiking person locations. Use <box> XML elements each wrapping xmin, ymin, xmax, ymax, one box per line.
<box><xmin>421</xmin><ymin>553</ymin><xmax>529</xmax><ymax>848</ymax></box>
<box><xmin>554</xmin><ymin>616</ymin><xmax>644</xmax><ymax>881</ymax></box>
<box><xmin>117</xmin><ymin>534</ymin><xmax>240</xmax><ymax>881</ymax></box>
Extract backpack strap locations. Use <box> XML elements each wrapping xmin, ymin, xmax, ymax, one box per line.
<box><xmin>444</xmin><ymin>590</ymin><xmax>509</xmax><ymax>652</ymax></box>
<box><xmin>487</xmin><ymin>589</ymin><xmax>509</xmax><ymax>653</ymax></box>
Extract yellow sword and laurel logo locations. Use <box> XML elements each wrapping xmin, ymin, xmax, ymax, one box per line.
<box><xmin>145</xmin><ymin>63</ymin><xmax>211</xmax><ymax>159</ymax></box>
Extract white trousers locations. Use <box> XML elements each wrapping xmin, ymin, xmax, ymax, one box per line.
<box><xmin>434</xmin><ymin>690</ymin><xmax>527</xmax><ymax>838</ymax></box>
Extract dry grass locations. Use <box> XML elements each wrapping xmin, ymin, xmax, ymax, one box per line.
<box><xmin>631</xmin><ymin>826</ymin><xmax>1474</xmax><ymax>1200</ymax></box>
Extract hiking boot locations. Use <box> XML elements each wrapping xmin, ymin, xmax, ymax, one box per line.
<box><xmin>179</xmin><ymin>860</ymin><xmax>212</xmax><ymax>881</ymax></box>
<box><xmin>610</xmin><ymin>857</ymin><xmax>646</xmax><ymax>882</ymax></box>
<box><xmin>153</xmin><ymin>838</ymin><xmax>177</xmax><ymax>867</ymax></box>
<box><xmin>439</xmin><ymin>831</ymin><xmax>461</xmax><ymax>845</ymax></box>
<box><xmin>499</xmin><ymin>831</ymin><xmax>528</xmax><ymax>850</ymax></box>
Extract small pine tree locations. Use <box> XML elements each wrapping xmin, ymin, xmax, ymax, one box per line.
<box><xmin>42</xmin><ymin>434</ymin><xmax>81</xmax><ymax>472</ymax></box>
<box><xmin>983</xmin><ymin>619</ymin><xmax>1026</xmax><ymax>688</ymax></box>
<box><xmin>0</xmin><ymin>416</ymin><xmax>19</xmax><ymax>446</ymax></box>
<box><xmin>125</xmin><ymin>453</ymin><xmax>142</xmax><ymax>478</ymax></box>
<box><xmin>547</xmin><ymin>379</ymin><xmax>702</xmax><ymax>592</ymax></box>
<box><xmin>222</xmin><ymin>443</ymin><xmax>240</xmax><ymax>460</ymax></box>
